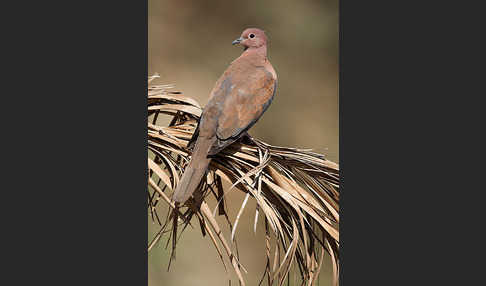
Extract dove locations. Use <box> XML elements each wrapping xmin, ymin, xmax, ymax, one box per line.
<box><xmin>173</xmin><ymin>28</ymin><xmax>277</xmax><ymax>204</ymax></box>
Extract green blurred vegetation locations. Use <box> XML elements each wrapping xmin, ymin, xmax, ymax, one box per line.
<box><xmin>148</xmin><ymin>0</ymin><xmax>338</xmax><ymax>285</ymax></box>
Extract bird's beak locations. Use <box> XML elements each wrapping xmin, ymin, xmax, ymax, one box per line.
<box><xmin>232</xmin><ymin>37</ymin><xmax>243</xmax><ymax>45</ymax></box>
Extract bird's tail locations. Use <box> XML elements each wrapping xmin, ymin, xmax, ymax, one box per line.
<box><xmin>172</xmin><ymin>137</ymin><xmax>215</xmax><ymax>204</ymax></box>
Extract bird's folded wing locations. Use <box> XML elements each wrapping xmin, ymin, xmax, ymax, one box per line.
<box><xmin>216</xmin><ymin>67</ymin><xmax>276</xmax><ymax>142</ymax></box>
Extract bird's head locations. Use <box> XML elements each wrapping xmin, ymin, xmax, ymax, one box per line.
<box><xmin>232</xmin><ymin>28</ymin><xmax>268</xmax><ymax>50</ymax></box>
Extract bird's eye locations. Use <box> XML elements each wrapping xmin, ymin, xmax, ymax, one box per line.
<box><xmin>249</xmin><ymin>33</ymin><xmax>255</xmax><ymax>38</ymax></box>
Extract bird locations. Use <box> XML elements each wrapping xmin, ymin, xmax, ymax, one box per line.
<box><xmin>172</xmin><ymin>28</ymin><xmax>277</xmax><ymax>204</ymax></box>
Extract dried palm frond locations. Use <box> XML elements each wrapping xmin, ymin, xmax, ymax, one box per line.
<box><xmin>147</xmin><ymin>74</ymin><xmax>339</xmax><ymax>286</ymax></box>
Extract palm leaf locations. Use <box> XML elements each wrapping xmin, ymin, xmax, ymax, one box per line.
<box><xmin>147</xmin><ymin>75</ymin><xmax>340</xmax><ymax>286</ymax></box>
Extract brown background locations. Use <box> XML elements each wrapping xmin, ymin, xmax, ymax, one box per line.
<box><xmin>148</xmin><ymin>0</ymin><xmax>338</xmax><ymax>285</ymax></box>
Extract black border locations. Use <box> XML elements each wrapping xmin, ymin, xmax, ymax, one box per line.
<box><xmin>4</xmin><ymin>1</ymin><xmax>148</xmax><ymax>284</ymax></box>
<box><xmin>339</xmin><ymin>0</ymin><xmax>474</xmax><ymax>284</ymax></box>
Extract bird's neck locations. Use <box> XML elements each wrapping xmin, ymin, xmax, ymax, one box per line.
<box><xmin>241</xmin><ymin>45</ymin><xmax>267</xmax><ymax>63</ymax></box>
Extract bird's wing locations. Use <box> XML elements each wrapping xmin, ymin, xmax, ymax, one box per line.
<box><xmin>210</xmin><ymin>66</ymin><xmax>276</xmax><ymax>154</ymax></box>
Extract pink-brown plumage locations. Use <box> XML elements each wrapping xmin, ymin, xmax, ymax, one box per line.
<box><xmin>173</xmin><ymin>28</ymin><xmax>277</xmax><ymax>204</ymax></box>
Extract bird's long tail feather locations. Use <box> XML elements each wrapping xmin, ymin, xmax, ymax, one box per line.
<box><xmin>173</xmin><ymin>137</ymin><xmax>215</xmax><ymax>204</ymax></box>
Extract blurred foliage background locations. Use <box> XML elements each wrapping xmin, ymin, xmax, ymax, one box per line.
<box><xmin>148</xmin><ymin>0</ymin><xmax>338</xmax><ymax>285</ymax></box>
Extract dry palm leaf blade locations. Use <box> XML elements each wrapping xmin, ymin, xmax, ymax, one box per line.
<box><xmin>147</xmin><ymin>75</ymin><xmax>340</xmax><ymax>286</ymax></box>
